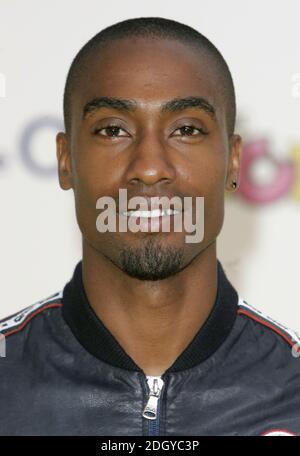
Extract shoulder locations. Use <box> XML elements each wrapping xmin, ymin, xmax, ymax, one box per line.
<box><xmin>0</xmin><ymin>291</ymin><xmax>63</xmax><ymax>339</ymax></box>
<box><xmin>237</xmin><ymin>297</ymin><xmax>300</xmax><ymax>355</ymax></box>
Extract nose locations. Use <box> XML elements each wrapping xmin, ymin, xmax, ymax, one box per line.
<box><xmin>125</xmin><ymin>130</ymin><xmax>177</xmax><ymax>187</ymax></box>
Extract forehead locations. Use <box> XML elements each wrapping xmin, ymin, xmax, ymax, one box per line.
<box><xmin>73</xmin><ymin>37</ymin><xmax>224</xmax><ymax>120</ymax></box>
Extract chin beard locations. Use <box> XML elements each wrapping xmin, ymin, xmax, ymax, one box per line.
<box><xmin>118</xmin><ymin>237</ymin><xmax>185</xmax><ymax>281</ymax></box>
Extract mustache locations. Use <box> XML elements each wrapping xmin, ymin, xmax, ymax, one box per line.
<box><xmin>113</xmin><ymin>192</ymin><xmax>190</xmax><ymax>213</ymax></box>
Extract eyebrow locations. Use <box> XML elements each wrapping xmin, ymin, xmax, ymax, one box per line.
<box><xmin>82</xmin><ymin>96</ymin><xmax>216</xmax><ymax>120</ymax></box>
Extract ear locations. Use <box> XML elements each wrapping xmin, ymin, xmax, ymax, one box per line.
<box><xmin>56</xmin><ymin>132</ymin><xmax>73</xmax><ymax>190</ymax></box>
<box><xmin>225</xmin><ymin>134</ymin><xmax>243</xmax><ymax>192</ymax></box>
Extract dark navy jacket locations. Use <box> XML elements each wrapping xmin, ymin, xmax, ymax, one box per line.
<box><xmin>1</xmin><ymin>259</ymin><xmax>300</xmax><ymax>436</ymax></box>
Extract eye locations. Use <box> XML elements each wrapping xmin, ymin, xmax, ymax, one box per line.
<box><xmin>172</xmin><ymin>125</ymin><xmax>208</xmax><ymax>137</ymax></box>
<box><xmin>93</xmin><ymin>125</ymin><xmax>129</xmax><ymax>138</ymax></box>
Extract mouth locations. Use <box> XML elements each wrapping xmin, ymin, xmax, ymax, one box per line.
<box><xmin>117</xmin><ymin>208</ymin><xmax>184</xmax><ymax>233</ymax></box>
<box><xmin>120</xmin><ymin>208</ymin><xmax>182</xmax><ymax>218</ymax></box>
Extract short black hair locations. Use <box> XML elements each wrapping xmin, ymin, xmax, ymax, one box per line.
<box><xmin>63</xmin><ymin>16</ymin><xmax>236</xmax><ymax>137</ymax></box>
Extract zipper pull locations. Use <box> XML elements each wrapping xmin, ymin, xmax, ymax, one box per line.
<box><xmin>142</xmin><ymin>376</ymin><xmax>164</xmax><ymax>420</ymax></box>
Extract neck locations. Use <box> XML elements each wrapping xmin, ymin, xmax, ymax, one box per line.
<box><xmin>81</xmin><ymin>240</ymin><xmax>218</xmax><ymax>376</ymax></box>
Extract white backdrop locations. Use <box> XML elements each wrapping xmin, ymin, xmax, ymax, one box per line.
<box><xmin>0</xmin><ymin>0</ymin><xmax>299</xmax><ymax>331</ymax></box>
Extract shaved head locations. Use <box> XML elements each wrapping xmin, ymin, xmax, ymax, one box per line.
<box><xmin>63</xmin><ymin>16</ymin><xmax>236</xmax><ymax>138</ymax></box>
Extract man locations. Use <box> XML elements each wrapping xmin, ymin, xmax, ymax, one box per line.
<box><xmin>1</xmin><ymin>16</ymin><xmax>300</xmax><ymax>437</ymax></box>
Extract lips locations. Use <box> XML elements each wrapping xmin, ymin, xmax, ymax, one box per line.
<box><xmin>117</xmin><ymin>195</ymin><xmax>184</xmax><ymax>214</ymax></box>
<box><xmin>117</xmin><ymin>207</ymin><xmax>185</xmax><ymax>233</ymax></box>
<box><xmin>121</xmin><ymin>208</ymin><xmax>182</xmax><ymax>218</ymax></box>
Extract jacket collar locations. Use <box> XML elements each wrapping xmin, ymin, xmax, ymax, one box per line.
<box><xmin>62</xmin><ymin>259</ymin><xmax>238</xmax><ymax>374</ymax></box>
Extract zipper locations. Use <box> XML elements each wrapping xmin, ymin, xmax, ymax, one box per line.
<box><xmin>142</xmin><ymin>375</ymin><xmax>165</xmax><ymax>436</ymax></box>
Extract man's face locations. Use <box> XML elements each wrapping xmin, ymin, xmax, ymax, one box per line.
<box><xmin>56</xmin><ymin>37</ymin><xmax>242</xmax><ymax>280</ymax></box>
